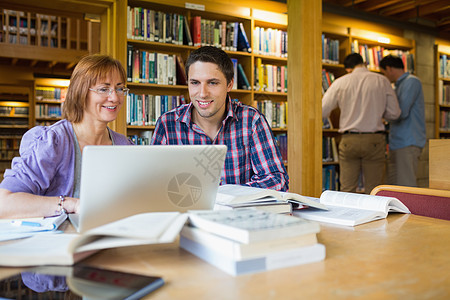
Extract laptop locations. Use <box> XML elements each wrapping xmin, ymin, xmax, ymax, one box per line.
<box><xmin>69</xmin><ymin>145</ymin><xmax>227</xmax><ymax>233</ymax></box>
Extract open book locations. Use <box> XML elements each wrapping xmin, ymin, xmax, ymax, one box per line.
<box><xmin>0</xmin><ymin>214</ymin><xmax>67</xmax><ymax>242</ymax></box>
<box><xmin>0</xmin><ymin>212</ymin><xmax>188</xmax><ymax>267</ymax></box>
<box><xmin>293</xmin><ymin>191</ymin><xmax>410</xmax><ymax>226</ymax></box>
<box><xmin>215</xmin><ymin>185</ymin><xmax>328</xmax><ymax>211</ymax></box>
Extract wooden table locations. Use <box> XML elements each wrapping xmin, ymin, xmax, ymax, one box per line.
<box><xmin>1</xmin><ymin>214</ymin><xmax>449</xmax><ymax>299</ymax></box>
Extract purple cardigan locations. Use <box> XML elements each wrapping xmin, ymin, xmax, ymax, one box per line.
<box><xmin>0</xmin><ymin>119</ymin><xmax>133</xmax><ymax>197</ymax></box>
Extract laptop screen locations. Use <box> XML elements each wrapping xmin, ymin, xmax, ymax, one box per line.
<box><xmin>76</xmin><ymin>145</ymin><xmax>227</xmax><ymax>233</ymax></box>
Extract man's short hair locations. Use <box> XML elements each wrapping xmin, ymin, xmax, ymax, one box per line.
<box><xmin>185</xmin><ymin>46</ymin><xmax>234</xmax><ymax>84</ymax></box>
<box><xmin>379</xmin><ymin>55</ymin><xmax>404</xmax><ymax>70</ymax></box>
<box><xmin>344</xmin><ymin>53</ymin><xmax>364</xmax><ymax>69</ymax></box>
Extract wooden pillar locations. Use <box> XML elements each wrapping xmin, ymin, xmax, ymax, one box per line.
<box><xmin>287</xmin><ymin>0</ymin><xmax>322</xmax><ymax>197</ymax></box>
<box><xmin>110</xmin><ymin>0</ymin><xmax>128</xmax><ymax>135</ymax></box>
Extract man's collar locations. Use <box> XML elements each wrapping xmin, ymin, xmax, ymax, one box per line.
<box><xmin>395</xmin><ymin>72</ymin><xmax>409</xmax><ymax>86</ymax></box>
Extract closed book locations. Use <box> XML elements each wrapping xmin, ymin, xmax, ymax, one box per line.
<box><xmin>126</xmin><ymin>44</ymin><xmax>133</xmax><ymax>82</ymax></box>
<box><xmin>180</xmin><ymin>235</ymin><xmax>325</xmax><ymax>276</ymax></box>
<box><xmin>214</xmin><ymin>200</ymin><xmax>293</xmax><ymax>214</ymax></box>
<box><xmin>183</xmin><ymin>14</ymin><xmax>193</xmax><ymax>46</ymax></box>
<box><xmin>231</xmin><ymin>58</ymin><xmax>238</xmax><ymax>90</ymax></box>
<box><xmin>215</xmin><ymin>184</ymin><xmax>327</xmax><ymax>211</ymax></box>
<box><xmin>133</xmin><ymin>49</ymin><xmax>140</xmax><ymax>83</ymax></box>
<box><xmin>191</xmin><ymin>16</ymin><xmax>201</xmax><ymax>46</ymax></box>
<box><xmin>175</xmin><ymin>55</ymin><xmax>187</xmax><ymax>85</ymax></box>
<box><xmin>180</xmin><ymin>226</ymin><xmax>317</xmax><ymax>260</ymax></box>
<box><xmin>0</xmin><ymin>212</ymin><xmax>187</xmax><ymax>267</ymax></box>
<box><xmin>187</xmin><ymin>208</ymin><xmax>320</xmax><ymax>244</ymax></box>
<box><xmin>237</xmin><ymin>22</ymin><xmax>251</xmax><ymax>53</ymax></box>
<box><xmin>237</xmin><ymin>63</ymin><xmax>250</xmax><ymax>90</ymax></box>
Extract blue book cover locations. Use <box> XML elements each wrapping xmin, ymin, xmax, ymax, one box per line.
<box><xmin>237</xmin><ymin>23</ymin><xmax>251</xmax><ymax>53</ymax></box>
<box><xmin>237</xmin><ymin>63</ymin><xmax>250</xmax><ymax>90</ymax></box>
<box><xmin>231</xmin><ymin>58</ymin><xmax>238</xmax><ymax>90</ymax></box>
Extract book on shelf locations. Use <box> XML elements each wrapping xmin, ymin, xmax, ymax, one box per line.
<box><xmin>175</xmin><ymin>55</ymin><xmax>187</xmax><ymax>85</ymax></box>
<box><xmin>180</xmin><ymin>233</ymin><xmax>325</xmax><ymax>276</ymax></box>
<box><xmin>321</xmin><ymin>69</ymin><xmax>335</xmax><ymax>93</ymax></box>
<box><xmin>127</xmin><ymin>44</ymin><xmax>133</xmax><ymax>82</ymax></box>
<box><xmin>215</xmin><ymin>184</ymin><xmax>328</xmax><ymax>212</ymax></box>
<box><xmin>256</xmin><ymin>100</ymin><xmax>287</xmax><ymax>129</ymax></box>
<box><xmin>253</xmin><ymin>27</ymin><xmax>288</xmax><ymax>57</ymax></box>
<box><xmin>293</xmin><ymin>191</ymin><xmax>411</xmax><ymax>226</ymax></box>
<box><xmin>180</xmin><ymin>225</ymin><xmax>318</xmax><ymax>261</ymax></box>
<box><xmin>237</xmin><ymin>63</ymin><xmax>250</xmax><ymax>90</ymax></box>
<box><xmin>183</xmin><ymin>14</ymin><xmax>193</xmax><ymax>46</ymax></box>
<box><xmin>322</xmin><ymin>117</ymin><xmax>333</xmax><ymax>129</ymax></box>
<box><xmin>191</xmin><ymin>16</ymin><xmax>201</xmax><ymax>47</ymax></box>
<box><xmin>127</xmin><ymin>93</ymin><xmax>186</xmax><ymax>126</ymax></box>
<box><xmin>127</xmin><ymin>7</ymin><xmax>191</xmax><ymax>46</ymax></box>
<box><xmin>237</xmin><ymin>22</ymin><xmax>251</xmax><ymax>53</ymax></box>
<box><xmin>0</xmin><ymin>212</ymin><xmax>187</xmax><ymax>267</ymax></box>
<box><xmin>187</xmin><ymin>208</ymin><xmax>321</xmax><ymax>244</ymax></box>
<box><xmin>322</xmin><ymin>165</ymin><xmax>338</xmax><ymax>191</ymax></box>
<box><xmin>322</xmin><ymin>136</ymin><xmax>338</xmax><ymax>162</ymax></box>
<box><xmin>231</xmin><ymin>58</ymin><xmax>238</xmax><ymax>90</ymax></box>
<box><xmin>322</xmin><ymin>34</ymin><xmax>340</xmax><ymax>64</ymax></box>
<box><xmin>232</xmin><ymin>22</ymin><xmax>239</xmax><ymax>51</ymax></box>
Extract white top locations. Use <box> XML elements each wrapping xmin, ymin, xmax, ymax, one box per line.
<box><xmin>322</xmin><ymin>67</ymin><xmax>401</xmax><ymax>133</ymax></box>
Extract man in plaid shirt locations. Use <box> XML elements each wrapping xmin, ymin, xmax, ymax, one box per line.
<box><xmin>151</xmin><ymin>46</ymin><xmax>288</xmax><ymax>191</ymax></box>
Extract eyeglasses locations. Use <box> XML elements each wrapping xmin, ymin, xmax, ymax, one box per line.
<box><xmin>89</xmin><ymin>87</ymin><xmax>130</xmax><ymax>97</ymax></box>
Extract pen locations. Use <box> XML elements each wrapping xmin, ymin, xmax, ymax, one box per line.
<box><xmin>11</xmin><ymin>220</ymin><xmax>42</xmax><ymax>227</ymax></box>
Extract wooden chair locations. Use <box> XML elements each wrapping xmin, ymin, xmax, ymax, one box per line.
<box><xmin>371</xmin><ymin>185</ymin><xmax>450</xmax><ymax>221</ymax></box>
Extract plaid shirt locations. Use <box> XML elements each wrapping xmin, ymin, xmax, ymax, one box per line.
<box><xmin>151</xmin><ymin>98</ymin><xmax>288</xmax><ymax>191</ymax></box>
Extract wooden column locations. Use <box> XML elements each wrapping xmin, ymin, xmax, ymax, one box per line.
<box><xmin>287</xmin><ymin>0</ymin><xmax>322</xmax><ymax>197</ymax></box>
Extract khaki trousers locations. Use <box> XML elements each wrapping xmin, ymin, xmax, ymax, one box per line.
<box><xmin>387</xmin><ymin>145</ymin><xmax>422</xmax><ymax>187</ymax></box>
<box><xmin>338</xmin><ymin>133</ymin><xmax>386</xmax><ymax>194</ymax></box>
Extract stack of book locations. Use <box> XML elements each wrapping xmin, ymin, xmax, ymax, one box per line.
<box><xmin>180</xmin><ymin>208</ymin><xmax>325</xmax><ymax>276</ymax></box>
<box><xmin>213</xmin><ymin>184</ymin><xmax>327</xmax><ymax>214</ymax></box>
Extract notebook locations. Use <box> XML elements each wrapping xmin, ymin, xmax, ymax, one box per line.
<box><xmin>69</xmin><ymin>145</ymin><xmax>227</xmax><ymax>233</ymax></box>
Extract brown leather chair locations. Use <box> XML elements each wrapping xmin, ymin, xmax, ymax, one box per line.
<box><xmin>371</xmin><ymin>185</ymin><xmax>450</xmax><ymax>221</ymax></box>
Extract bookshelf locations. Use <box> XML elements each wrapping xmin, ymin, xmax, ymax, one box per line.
<box><xmin>350</xmin><ymin>28</ymin><xmax>416</xmax><ymax>74</ymax></box>
<box><xmin>0</xmin><ymin>83</ymin><xmax>32</xmax><ymax>176</ymax></box>
<box><xmin>34</xmin><ymin>78</ymin><xmax>69</xmax><ymax>126</ymax></box>
<box><xmin>252</xmin><ymin>9</ymin><xmax>288</xmax><ymax>166</ymax></box>
<box><xmin>435</xmin><ymin>44</ymin><xmax>450</xmax><ymax>139</ymax></box>
<box><xmin>0</xmin><ymin>7</ymin><xmax>94</xmax><ymax>64</ymax></box>
<box><xmin>320</xmin><ymin>25</ymin><xmax>416</xmax><ymax>191</ymax></box>
<box><xmin>0</xmin><ymin>1</ymin><xmax>106</xmax><ymax>178</ymax></box>
<box><xmin>118</xmin><ymin>1</ymin><xmax>288</xmax><ymax>153</ymax></box>
<box><xmin>321</xmin><ymin>23</ymin><xmax>350</xmax><ymax>191</ymax></box>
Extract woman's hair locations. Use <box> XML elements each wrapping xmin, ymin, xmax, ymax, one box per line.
<box><xmin>62</xmin><ymin>54</ymin><xmax>127</xmax><ymax>123</ymax></box>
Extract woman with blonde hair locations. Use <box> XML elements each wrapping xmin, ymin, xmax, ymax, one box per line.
<box><xmin>0</xmin><ymin>54</ymin><xmax>133</xmax><ymax>218</ymax></box>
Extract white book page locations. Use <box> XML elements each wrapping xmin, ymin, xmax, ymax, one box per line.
<box><xmin>216</xmin><ymin>185</ymin><xmax>277</xmax><ymax>204</ymax></box>
<box><xmin>320</xmin><ymin>191</ymin><xmax>390</xmax><ymax>212</ymax></box>
<box><xmin>0</xmin><ymin>233</ymin><xmax>79</xmax><ymax>266</ymax></box>
<box><xmin>72</xmin><ymin>212</ymin><xmax>187</xmax><ymax>253</ymax></box>
<box><xmin>280</xmin><ymin>192</ymin><xmax>328</xmax><ymax>210</ymax></box>
<box><xmin>83</xmin><ymin>212</ymin><xmax>182</xmax><ymax>239</ymax></box>
<box><xmin>387</xmin><ymin>200</ymin><xmax>411</xmax><ymax>213</ymax></box>
<box><xmin>294</xmin><ymin>206</ymin><xmax>383</xmax><ymax>226</ymax></box>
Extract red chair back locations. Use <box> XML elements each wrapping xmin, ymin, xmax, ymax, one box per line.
<box><xmin>375</xmin><ymin>190</ymin><xmax>450</xmax><ymax>221</ymax></box>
